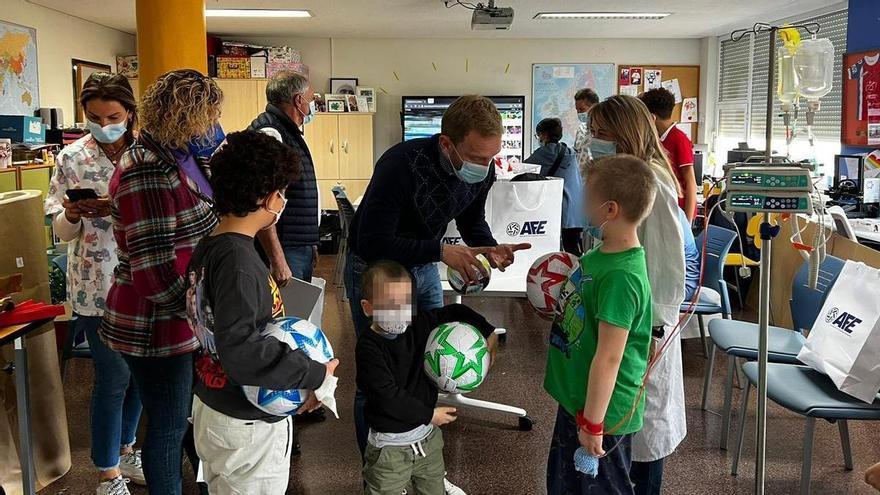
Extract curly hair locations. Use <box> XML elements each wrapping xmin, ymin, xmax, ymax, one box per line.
<box><xmin>638</xmin><ymin>88</ymin><xmax>676</xmax><ymax>120</ymax></box>
<box><xmin>209</xmin><ymin>131</ymin><xmax>301</xmax><ymax>217</ymax></box>
<box><xmin>138</xmin><ymin>69</ymin><xmax>223</xmax><ymax>150</ymax></box>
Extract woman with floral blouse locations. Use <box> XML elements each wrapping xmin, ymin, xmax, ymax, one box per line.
<box><xmin>44</xmin><ymin>73</ymin><xmax>144</xmax><ymax>495</ymax></box>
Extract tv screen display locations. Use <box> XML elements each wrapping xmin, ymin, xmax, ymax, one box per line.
<box><xmin>401</xmin><ymin>95</ymin><xmax>525</xmax><ymax>171</ymax></box>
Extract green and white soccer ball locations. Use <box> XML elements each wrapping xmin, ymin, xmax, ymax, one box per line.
<box><xmin>423</xmin><ymin>322</ymin><xmax>490</xmax><ymax>393</ymax></box>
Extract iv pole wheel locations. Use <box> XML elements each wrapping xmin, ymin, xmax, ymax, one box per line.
<box><xmin>518</xmin><ymin>415</ymin><xmax>534</xmax><ymax>431</ymax></box>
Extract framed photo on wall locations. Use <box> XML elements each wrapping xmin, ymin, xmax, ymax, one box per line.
<box><xmin>73</xmin><ymin>59</ymin><xmax>112</xmax><ymax>123</ymax></box>
<box><xmin>842</xmin><ymin>48</ymin><xmax>880</xmax><ymax>146</ymax></box>
<box><xmin>330</xmin><ymin>77</ymin><xmax>359</xmax><ymax>95</ymax></box>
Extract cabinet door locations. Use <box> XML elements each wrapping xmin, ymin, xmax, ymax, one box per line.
<box><xmin>303</xmin><ymin>114</ymin><xmax>339</xmax><ymax>180</ymax></box>
<box><xmin>214</xmin><ymin>80</ymin><xmax>258</xmax><ymax>133</ymax></box>
<box><xmin>338</xmin><ymin>114</ymin><xmax>374</xmax><ymax>180</ymax></box>
<box><xmin>254</xmin><ymin>79</ymin><xmax>268</xmax><ymax>108</ymax></box>
<box><xmin>317</xmin><ymin>179</ymin><xmax>341</xmax><ymax>210</ymax></box>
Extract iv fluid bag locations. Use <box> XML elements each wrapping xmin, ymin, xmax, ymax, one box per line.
<box><xmin>777</xmin><ymin>46</ymin><xmax>798</xmax><ymax>105</ymax></box>
<box><xmin>794</xmin><ymin>38</ymin><xmax>834</xmax><ymax>100</ymax></box>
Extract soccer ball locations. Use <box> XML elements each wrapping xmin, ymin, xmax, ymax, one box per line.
<box><xmin>241</xmin><ymin>317</ymin><xmax>334</xmax><ymax>416</ymax></box>
<box><xmin>526</xmin><ymin>252</ymin><xmax>580</xmax><ymax>318</ymax></box>
<box><xmin>447</xmin><ymin>254</ymin><xmax>492</xmax><ymax>295</ymax></box>
<box><xmin>423</xmin><ymin>322</ymin><xmax>490</xmax><ymax>393</ymax></box>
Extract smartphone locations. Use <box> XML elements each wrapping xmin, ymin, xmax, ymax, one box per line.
<box><xmin>66</xmin><ymin>188</ymin><xmax>99</xmax><ymax>202</ymax></box>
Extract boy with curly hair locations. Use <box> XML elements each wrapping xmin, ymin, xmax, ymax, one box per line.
<box><xmin>186</xmin><ymin>130</ymin><xmax>339</xmax><ymax>493</ymax></box>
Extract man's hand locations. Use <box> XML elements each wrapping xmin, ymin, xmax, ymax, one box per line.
<box><xmin>487</xmin><ymin>333</ymin><xmax>499</xmax><ymax>368</ymax></box>
<box><xmin>61</xmin><ymin>197</ymin><xmax>84</xmax><ymax>223</ymax></box>
<box><xmin>270</xmin><ymin>258</ymin><xmax>293</xmax><ymax>287</ymax></box>
<box><xmin>577</xmin><ymin>428</ymin><xmax>605</xmax><ymax>457</ymax></box>
<box><xmin>312</xmin><ymin>246</ymin><xmax>319</xmax><ymax>270</ymax></box>
<box><xmin>78</xmin><ymin>197</ymin><xmax>112</xmax><ymax>218</ymax></box>
<box><xmin>431</xmin><ymin>407</ymin><xmax>458</xmax><ymax>426</ymax></box>
<box><xmin>442</xmin><ymin>244</ymin><xmax>492</xmax><ymax>283</ymax></box>
<box><xmin>487</xmin><ymin>243</ymin><xmax>532</xmax><ymax>272</ymax></box>
<box><xmin>866</xmin><ymin>461</ymin><xmax>880</xmax><ymax>491</ymax></box>
<box><xmin>297</xmin><ymin>393</ymin><xmax>321</xmax><ymax>414</ymax></box>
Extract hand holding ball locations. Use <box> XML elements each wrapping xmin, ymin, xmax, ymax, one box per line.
<box><xmin>423</xmin><ymin>322</ymin><xmax>490</xmax><ymax>393</ymax></box>
<box><xmin>447</xmin><ymin>254</ymin><xmax>492</xmax><ymax>295</ymax></box>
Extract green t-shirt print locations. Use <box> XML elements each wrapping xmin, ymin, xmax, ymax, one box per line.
<box><xmin>543</xmin><ymin>246</ymin><xmax>653</xmax><ymax>435</ymax></box>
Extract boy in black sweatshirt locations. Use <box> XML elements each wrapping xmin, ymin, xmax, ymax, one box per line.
<box><xmin>186</xmin><ymin>131</ymin><xmax>339</xmax><ymax>494</ymax></box>
<box><xmin>356</xmin><ymin>260</ymin><xmax>498</xmax><ymax>495</ymax></box>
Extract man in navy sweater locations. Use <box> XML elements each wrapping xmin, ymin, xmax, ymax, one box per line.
<box><xmin>346</xmin><ymin>95</ymin><xmax>529</xmax><ymax>455</ymax></box>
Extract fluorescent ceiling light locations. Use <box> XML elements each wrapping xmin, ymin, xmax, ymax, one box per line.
<box><xmin>205</xmin><ymin>9</ymin><xmax>312</xmax><ymax>18</ymax></box>
<box><xmin>533</xmin><ymin>12</ymin><xmax>670</xmax><ymax>20</ymax></box>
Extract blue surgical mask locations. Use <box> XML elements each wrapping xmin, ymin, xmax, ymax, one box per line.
<box><xmin>584</xmin><ymin>201</ymin><xmax>610</xmax><ymax>240</ymax></box>
<box><xmin>188</xmin><ymin>123</ymin><xmax>226</xmax><ymax>159</ymax></box>
<box><xmin>577</xmin><ymin>112</ymin><xmax>590</xmax><ymax>126</ymax></box>
<box><xmin>303</xmin><ymin>101</ymin><xmax>316</xmax><ymax>126</ymax></box>
<box><xmin>87</xmin><ymin>119</ymin><xmax>127</xmax><ymax>144</ymax></box>
<box><xmin>449</xmin><ymin>145</ymin><xmax>491</xmax><ymax>184</ymax></box>
<box><xmin>589</xmin><ymin>137</ymin><xmax>617</xmax><ymax>160</ymax></box>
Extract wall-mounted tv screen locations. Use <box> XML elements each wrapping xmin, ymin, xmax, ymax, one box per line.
<box><xmin>401</xmin><ymin>95</ymin><xmax>525</xmax><ymax>170</ymax></box>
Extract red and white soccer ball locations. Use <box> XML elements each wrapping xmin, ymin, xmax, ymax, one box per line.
<box><xmin>526</xmin><ymin>252</ymin><xmax>580</xmax><ymax>318</ymax></box>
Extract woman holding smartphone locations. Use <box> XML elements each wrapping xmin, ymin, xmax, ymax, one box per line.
<box><xmin>44</xmin><ymin>73</ymin><xmax>143</xmax><ymax>495</ymax></box>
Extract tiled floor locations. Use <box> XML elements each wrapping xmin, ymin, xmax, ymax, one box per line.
<box><xmin>41</xmin><ymin>256</ymin><xmax>880</xmax><ymax>494</ymax></box>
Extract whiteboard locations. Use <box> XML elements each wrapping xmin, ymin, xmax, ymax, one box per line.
<box><xmin>531</xmin><ymin>64</ymin><xmax>617</xmax><ymax>151</ymax></box>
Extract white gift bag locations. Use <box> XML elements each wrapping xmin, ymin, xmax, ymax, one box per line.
<box><xmin>488</xmin><ymin>178</ymin><xmax>563</xmax><ymax>285</ymax></box>
<box><xmin>796</xmin><ymin>260</ymin><xmax>880</xmax><ymax>402</ymax></box>
<box><xmin>308</xmin><ymin>277</ymin><xmax>326</xmax><ymax>329</ymax></box>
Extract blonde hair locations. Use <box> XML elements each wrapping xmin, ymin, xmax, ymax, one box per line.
<box><xmin>139</xmin><ymin>69</ymin><xmax>223</xmax><ymax>150</ymax></box>
<box><xmin>589</xmin><ymin>154</ymin><xmax>657</xmax><ymax>223</ymax></box>
<box><xmin>441</xmin><ymin>95</ymin><xmax>503</xmax><ymax>144</ymax></box>
<box><xmin>589</xmin><ymin>95</ymin><xmax>680</xmax><ymax>195</ymax></box>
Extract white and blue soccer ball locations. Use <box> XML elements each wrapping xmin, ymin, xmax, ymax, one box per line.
<box><xmin>242</xmin><ymin>317</ymin><xmax>334</xmax><ymax>416</ymax></box>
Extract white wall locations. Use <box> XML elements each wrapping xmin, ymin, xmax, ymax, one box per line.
<box><xmin>237</xmin><ymin>36</ymin><xmax>703</xmax><ymax>161</ymax></box>
<box><xmin>334</xmin><ymin>38</ymin><xmax>701</xmax><ymax>160</ymax></box>
<box><xmin>3</xmin><ymin>0</ymin><xmax>136</xmax><ymax>120</ymax></box>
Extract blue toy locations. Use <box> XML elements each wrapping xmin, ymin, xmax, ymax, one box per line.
<box><xmin>574</xmin><ymin>447</ymin><xmax>599</xmax><ymax>477</ymax></box>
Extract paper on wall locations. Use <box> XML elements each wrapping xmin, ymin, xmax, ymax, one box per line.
<box><xmin>662</xmin><ymin>78</ymin><xmax>683</xmax><ymax>103</ymax></box>
<box><xmin>675</xmin><ymin>123</ymin><xmax>693</xmax><ymax>140</ymax></box>
<box><xmin>630</xmin><ymin>67</ymin><xmax>643</xmax><ymax>87</ymax></box>
<box><xmin>869</xmin><ymin>122</ymin><xmax>880</xmax><ymax>145</ymax></box>
<box><xmin>681</xmin><ymin>97</ymin><xmax>699</xmax><ymax>122</ymax></box>
<box><xmin>619</xmin><ymin>67</ymin><xmax>631</xmax><ymax>86</ymax></box>
<box><xmin>553</xmin><ymin>66</ymin><xmax>575</xmax><ymax>78</ymax></box>
<box><xmin>620</xmin><ymin>85</ymin><xmax>640</xmax><ymax>97</ymax></box>
<box><xmin>645</xmin><ymin>69</ymin><xmax>662</xmax><ymax>90</ymax></box>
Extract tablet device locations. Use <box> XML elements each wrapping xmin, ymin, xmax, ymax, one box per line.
<box><xmin>279</xmin><ymin>277</ymin><xmax>323</xmax><ymax>320</ymax></box>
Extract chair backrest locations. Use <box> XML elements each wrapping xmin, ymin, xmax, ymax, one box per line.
<box><xmin>790</xmin><ymin>255</ymin><xmax>846</xmax><ymax>333</ymax></box>
<box><xmin>695</xmin><ymin>225</ymin><xmax>738</xmax><ymax>313</ymax></box>
<box><xmin>334</xmin><ymin>194</ymin><xmax>356</xmax><ymax>232</ymax></box>
<box><xmin>826</xmin><ymin>205</ymin><xmax>858</xmax><ymax>242</ymax></box>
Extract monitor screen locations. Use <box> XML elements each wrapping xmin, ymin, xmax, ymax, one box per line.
<box><xmin>835</xmin><ymin>155</ymin><xmax>864</xmax><ymax>188</ymax></box>
<box><xmin>401</xmin><ymin>96</ymin><xmax>525</xmax><ymax>170</ymax></box>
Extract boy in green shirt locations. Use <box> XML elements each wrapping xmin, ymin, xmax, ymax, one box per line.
<box><xmin>544</xmin><ymin>154</ymin><xmax>656</xmax><ymax>495</ymax></box>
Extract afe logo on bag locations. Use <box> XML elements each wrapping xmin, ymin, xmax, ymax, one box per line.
<box><xmin>506</xmin><ymin>221</ymin><xmax>548</xmax><ymax>237</ymax></box>
<box><xmin>825</xmin><ymin>307</ymin><xmax>863</xmax><ymax>335</ymax></box>
<box><xmin>442</xmin><ymin>237</ymin><xmax>463</xmax><ymax>245</ymax></box>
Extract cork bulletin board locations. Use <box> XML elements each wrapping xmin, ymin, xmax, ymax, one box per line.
<box><xmin>617</xmin><ymin>64</ymin><xmax>701</xmax><ymax>142</ymax></box>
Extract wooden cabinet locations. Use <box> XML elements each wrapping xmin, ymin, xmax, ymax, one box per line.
<box><xmin>305</xmin><ymin>113</ymin><xmax>374</xmax><ymax>210</ymax></box>
<box><xmin>214</xmin><ymin>79</ymin><xmax>262</xmax><ymax>133</ymax></box>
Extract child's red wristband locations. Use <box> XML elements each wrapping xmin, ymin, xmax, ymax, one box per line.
<box><xmin>576</xmin><ymin>410</ymin><xmax>604</xmax><ymax>436</ymax></box>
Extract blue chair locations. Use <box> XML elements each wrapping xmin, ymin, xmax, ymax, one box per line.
<box><xmin>703</xmin><ymin>256</ymin><xmax>845</xmax><ymax>450</ymax></box>
<box><xmin>54</xmin><ymin>254</ymin><xmax>92</xmax><ymax>382</ymax></box>
<box><xmin>732</xmin><ymin>363</ymin><xmax>880</xmax><ymax>494</ymax></box>
<box><xmin>681</xmin><ymin>226</ymin><xmax>737</xmax><ymax>357</ymax></box>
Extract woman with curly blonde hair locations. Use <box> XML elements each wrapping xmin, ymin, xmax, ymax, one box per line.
<box><xmin>100</xmin><ymin>69</ymin><xmax>223</xmax><ymax>495</ymax></box>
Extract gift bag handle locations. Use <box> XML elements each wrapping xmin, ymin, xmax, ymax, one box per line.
<box><xmin>511</xmin><ymin>181</ymin><xmax>548</xmax><ymax>211</ymax></box>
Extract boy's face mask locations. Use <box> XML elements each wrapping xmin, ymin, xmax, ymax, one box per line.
<box><xmin>373</xmin><ymin>305</ymin><xmax>414</xmax><ymax>338</ymax></box>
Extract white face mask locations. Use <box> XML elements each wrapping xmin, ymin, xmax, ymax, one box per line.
<box><xmin>373</xmin><ymin>305</ymin><xmax>414</xmax><ymax>336</ymax></box>
<box><xmin>262</xmin><ymin>191</ymin><xmax>287</xmax><ymax>230</ymax></box>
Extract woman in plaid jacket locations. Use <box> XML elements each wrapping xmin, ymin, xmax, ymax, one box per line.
<box><xmin>100</xmin><ymin>69</ymin><xmax>223</xmax><ymax>495</ymax></box>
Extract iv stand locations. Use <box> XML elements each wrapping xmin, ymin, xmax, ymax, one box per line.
<box><xmin>728</xmin><ymin>21</ymin><xmax>820</xmax><ymax>495</ymax></box>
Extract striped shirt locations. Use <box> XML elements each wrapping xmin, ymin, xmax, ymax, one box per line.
<box><xmin>100</xmin><ymin>132</ymin><xmax>218</xmax><ymax>357</ymax></box>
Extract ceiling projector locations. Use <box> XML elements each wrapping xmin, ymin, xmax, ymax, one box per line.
<box><xmin>472</xmin><ymin>4</ymin><xmax>514</xmax><ymax>30</ymax></box>
<box><xmin>446</xmin><ymin>1</ymin><xmax>513</xmax><ymax>30</ymax></box>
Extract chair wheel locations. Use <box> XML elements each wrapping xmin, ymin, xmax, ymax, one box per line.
<box><xmin>498</xmin><ymin>333</ymin><xmax>507</xmax><ymax>344</ymax></box>
<box><xmin>518</xmin><ymin>415</ymin><xmax>534</xmax><ymax>431</ymax></box>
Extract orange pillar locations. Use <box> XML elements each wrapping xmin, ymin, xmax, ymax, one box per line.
<box><xmin>136</xmin><ymin>0</ymin><xmax>207</xmax><ymax>95</ymax></box>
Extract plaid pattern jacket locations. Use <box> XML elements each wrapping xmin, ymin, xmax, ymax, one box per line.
<box><xmin>100</xmin><ymin>132</ymin><xmax>218</xmax><ymax>357</ymax></box>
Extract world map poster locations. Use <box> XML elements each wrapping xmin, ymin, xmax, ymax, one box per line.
<box><xmin>0</xmin><ymin>20</ymin><xmax>39</xmax><ymax>116</ymax></box>
<box><xmin>531</xmin><ymin>64</ymin><xmax>616</xmax><ymax>151</ymax></box>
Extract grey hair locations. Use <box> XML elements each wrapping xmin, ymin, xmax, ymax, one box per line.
<box><xmin>266</xmin><ymin>71</ymin><xmax>310</xmax><ymax>107</ymax></box>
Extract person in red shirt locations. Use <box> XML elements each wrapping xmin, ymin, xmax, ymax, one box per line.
<box><xmin>639</xmin><ymin>88</ymin><xmax>698</xmax><ymax>221</ymax></box>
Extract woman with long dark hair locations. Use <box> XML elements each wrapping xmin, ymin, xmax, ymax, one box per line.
<box><xmin>44</xmin><ymin>73</ymin><xmax>143</xmax><ymax>495</ymax></box>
